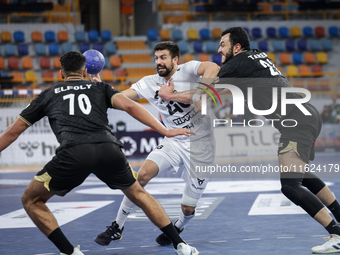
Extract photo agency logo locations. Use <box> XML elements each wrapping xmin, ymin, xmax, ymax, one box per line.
<box><xmin>200</xmin><ymin>81</ymin><xmax>312</xmax><ymax>128</ymax></box>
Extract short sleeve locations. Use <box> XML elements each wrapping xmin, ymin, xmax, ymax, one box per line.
<box><xmin>130</xmin><ymin>78</ymin><xmax>147</xmax><ymax>99</ymax></box>
<box><xmin>217</xmin><ymin>63</ymin><xmax>238</xmax><ymax>79</ymax></box>
<box><xmin>19</xmin><ymin>92</ymin><xmax>47</xmax><ymax>126</ymax></box>
<box><xmin>103</xmin><ymin>82</ymin><xmax>120</xmax><ymax>108</ymax></box>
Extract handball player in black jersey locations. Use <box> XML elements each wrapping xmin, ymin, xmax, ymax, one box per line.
<box><xmin>0</xmin><ymin>51</ymin><xmax>198</xmax><ymax>255</ymax></box>
<box><xmin>210</xmin><ymin>27</ymin><xmax>340</xmax><ymax>253</ymax></box>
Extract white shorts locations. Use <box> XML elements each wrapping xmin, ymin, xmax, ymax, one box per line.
<box><xmin>146</xmin><ymin>134</ymin><xmax>215</xmax><ymax>207</ymax></box>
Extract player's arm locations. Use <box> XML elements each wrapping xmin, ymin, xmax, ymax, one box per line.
<box><xmin>158</xmin><ymin>62</ymin><xmax>220</xmax><ymax>103</ymax></box>
<box><xmin>0</xmin><ymin>118</ymin><xmax>28</xmax><ymax>152</ymax></box>
<box><xmin>112</xmin><ymin>93</ymin><xmax>193</xmax><ymax>138</ymax></box>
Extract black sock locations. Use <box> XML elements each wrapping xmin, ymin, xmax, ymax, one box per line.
<box><xmin>325</xmin><ymin>220</ymin><xmax>340</xmax><ymax>236</ymax></box>
<box><xmin>48</xmin><ymin>228</ymin><xmax>74</xmax><ymax>254</ymax></box>
<box><xmin>160</xmin><ymin>223</ymin><xmax>184</xmax><ymax>249</ymax></box>
<box><xmin>328</xmin><ymin>201</ymin><xmax>340</xmax><ymax>223</ymax></box>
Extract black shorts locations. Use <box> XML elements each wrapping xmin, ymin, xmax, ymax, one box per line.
<box><xmin>34</xmin><ymin>142</ymin><xmax>137</xmax><ymax>196</ymax></box>
<box><xmin>278</xmin><ymin>103</ymin><xmax>322</xmax><ymax>164</ymax></box>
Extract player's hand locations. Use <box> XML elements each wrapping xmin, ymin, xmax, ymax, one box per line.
<box><xmin>89</xmin><ymin>73</ymin><xmax>102</xmax><ymax>82</ymax></box>
<box><xmin>165</xmin><ymin>128</ymin><xmax>195</xmax><ymax>138</ymax></box>
<box><xmin>193</xmin><ymin>99</ymin><xmax>202</xmax><ymax>111</ymax></box>
<box><xmin>158</xmin><ymin>81</ymin><xmax>174</xmax><ymax>101</ymax></box>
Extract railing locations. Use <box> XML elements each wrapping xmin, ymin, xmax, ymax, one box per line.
<box><xmin>0</xmin><ymin>0</ymin><xmax>80</xmax><ymax>24</ymax></box>
<box><xmin>155</xmin><ymin>0</ymin><xmax>340</xmax><ymax>23</ymax></box>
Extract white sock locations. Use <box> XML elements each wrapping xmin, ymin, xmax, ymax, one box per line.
<box><xmin>174</xmin><ymin>209</ymin><xmax>196</xmax><ymax>231</ymax></box>
<box><xmin>115</xmin><ymin>196</ymin><xmax>136</xmax><ymax>228</ymax></box>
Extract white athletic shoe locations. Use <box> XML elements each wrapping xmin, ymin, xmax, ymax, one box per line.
<box><xmin>60</xmin><ymin>245</ymin><xmax>84</xmax><ymax>255</ymax></box>
<box><xmin>312</xmin><ymin>234</ymin><xmax>340</xmax><ymax>254</ymax></box>
<box><xmin>175</xmin><ymin>242</ymin><xmax>199</xmax><ymax>255</ymax></box>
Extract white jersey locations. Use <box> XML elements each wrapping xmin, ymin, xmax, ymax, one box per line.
<box><xmin>131</xmin><ymin>61</ymin><xmax>216</xmax><ymax>142</ymax></box>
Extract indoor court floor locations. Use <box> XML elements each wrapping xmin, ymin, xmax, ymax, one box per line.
<box><xmin>1</xmin><ymin>152</ymin><xmax>339</xmax><ymax>255</ymax></box>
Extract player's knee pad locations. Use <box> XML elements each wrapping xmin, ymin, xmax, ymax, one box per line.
<box><xmin>280</xmin><ymin>172</ymin><xmax>324</xmax><ymax>217</ymax></box>
<box><xmin>302</xmin><ymin>172</ymin><xmax>326</xmax><ymax>195</ymax></box>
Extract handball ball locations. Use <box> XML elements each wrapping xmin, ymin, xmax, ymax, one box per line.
<box><xmin>83</xmin><ymin>50</ymin><xmax>105</xmax><ymax>75</ymax></box>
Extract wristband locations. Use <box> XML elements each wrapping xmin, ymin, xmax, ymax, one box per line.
<box><xmin>192</xmin><ymin>94</ymin><xmax>201</xmax><ymax>102</ymax></box>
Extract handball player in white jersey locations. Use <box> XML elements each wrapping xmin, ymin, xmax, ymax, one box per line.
<box><xmin>93</xmin><ymin>41</ymin><xmax>220</xmax><ymax>247</ymax></box>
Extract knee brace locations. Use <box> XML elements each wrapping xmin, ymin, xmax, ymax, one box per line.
<box><xmin>302</xmin><ymin>172</ymin><xmax>326</xmax><ymax>195</ymax></box>
<box><xmin>280</xmin><ymin>172</ymin><xmax>324</xmax><ymax>217</ymax></box>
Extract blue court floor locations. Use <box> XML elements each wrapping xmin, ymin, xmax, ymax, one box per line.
<box><xmin>0</xmin><ymin>152</ymin><xmax>339</xmax><ymax>255</ymax></box>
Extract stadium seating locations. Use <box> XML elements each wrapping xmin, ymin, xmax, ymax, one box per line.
<box><xmin>79</xmin><ymin>43</ymin><xmax>90</xmax><ymax>53</ymax></box>
<box><xmin>25</xmin><ymin>70</ymin><xmax>36</xmax><ymax>81</ymax></box>
<box><xmin>212</xmin><ymin>28</ymin><xmax>222</xmax><ymax>39</ymax></box>
<box><xmin>311</xmin><ymin>64</ymin><xmax>322</xmax><ymax>73</ymax></box>
<box><xmin>40</xmin><ymin>57</ymin><xmax>51</xmax><ymax>69</ymax></box>
<box><xmin>4</xmin><ymin>44</ymin><xmax>15</xmax><ymax>56</ymax></box>
<box><xmin>1</xmin><ymin>31</ymin><xmax>11</xmax><ymax>42</ymax></box>
<box><xmin>115</xmin><ymin>69</ymin><xmax>127</xmax><ymax>77</ymax></box>
<box><xmin>309</xmin><ymin>39</ymin><xmax>320</xmax><ymax>51</ymax></box>
<box><xmin>319</xmin><ymin>78</ymin><xmax>330</xmax><ymax>90</ymax></box>
<box><xmin>266</xmin><ymin>53</ymin><xmax>275</xmax><ymax>63</ymax></box>
<box><xmin>110</xmin><ymin>55</ymin><xmax>121</xmax><ymax>67</ymax></box>
<box><xmin>304</xmin><ymin>52</ymin><xmax>315</xmax><ymax>64</ymax></box>
<box><xmin>306</xmin><ymin>78</ymin><xmax>318</xmax><ymax>91</ymax></box>
<box><xmin>93</xmin><ymin>42</ymin><xmax>104</xmax><ymax>53</ymax></box>
<box><xmin>279</xmin><ymin>27</ymin><xmax>289</xmax><ymax>37</ymax></box>
<box><xmin>286</xmin><ymin>65</ymin><xmax>298</xmax><ymax>76</ymax></box>
<box><xmin>53</xmin><ymin>56</ymin><xmax>61</xmax><ymax>69</ymax></box>
<box><xmin>199</xmin><ymin>28</ymin><xmax>210</xmax><ymax>39</ymax></box>
<box><xmin>11</xmin><ymin>71</ymin><xmax>23</xmax><ymax>80</ymax></box>
<box><xmin>297</xmin><ymin>39</ymin><xmax>307</xmax><ymax>51</ymax></box>
<box><xmin>212</xmin><ymin>53</ymin><xmax>221</xmax><ymax>65</ymax></box>
<box><xmin>115</xmin><ymin>41</ymin><xmax>146</xmax><ymax>50</ymax></box>
<box><xmin>258</xmin><ymin>40</ymin><xmax>268</xmax><ymax>52</ymax></box>
<box><xmin>88</xmin><ymin>30</ymin><xmax>99</xmax><ymax>41</ymax></box>
<box><xmin>206</xmin><ymin>41</ymin><xmax>217</xmax><ymax>53</ymax></box>
<box><xmin>159</xmin><ymin>29</ymin><xmax>170</xmax><ymax>40</ymax></box>
<box><xmin>250</xmin><ymin>40</ymin><xmax>256</xmax><ymax>50</ymax></box>
<box><xmin>172</xmin><ymin>29</ymin><xmax>183</xmax><ymax>41</ymax></box>
<box><xmin>177</xmin><ymin>41</ymin><xmax>189</xmax><ymax>53</ymax></box>
<box><xmin>42</xmin><ymin>70</ymin><xmax>54</xmax><ymax>79</ymax></box>
<box><xmin>187</xmin><ymin>28</ymin><xmax>198</xmax><ymax>40</ymax></box>
<box><xmin>321</xmin><ymin>39</ymin><xmax>332</xmax><ymax>51</ymax></box>
<box><xmin>315</xmin><ymin>26</ymin><xmax>325</xmax><ymax>37</ymax></box>
<box><xmin>193</xmin><ymin>40</ymin><xmax>203</xmax><ymax>52</ymax></box>
<box><xmin>299</xmin><ymin>65</ymin><xmax>310</xmax><ymax>75</ymax></box>
<box><xmin>8</xmin><ymin>56</ymin><xmax>19</xmax><ymax>69</ymax></box>
<box><xmin>147</xmin><ymin>29</ymin><xmax>158</xmax><ymax>40</ymax></box>
<box><xmin>316</xmin><ymin>52</ymin><xmax>328</xmax><ymax>64</ymax></box>
<box><xmin>35</xmin><ymin>43</ymin><xmax>46</xmax><ymax>55</ymax></box>
<box><xmin>199</xmin><ymin>53</ymin><xmax>210</xmax><ymax>62</ymax></box>
<box><xmin>252</xmin><ymin>27</ymin><xmax>262</xmax><ymax>38</ymax></box>
<box><xmin>13</xmin><ymin>31</ymin><xmax>25</xmax><ymax>42</ymax></box>
<box><xmin>57</xmin><ymin>30</ymin><xmax>68</xmax><ymax>42</ymax></box>
<box><xmin>292</xmin><ymin>78</ymin><xmax>305</xmax><ymax>88</ymax></box>
<box><xmin>121</xmin><ymin>54</ymin><xmax>151</xmax><ymax>63</ymax></box>
<box><xmin>285</xmin><ymin>39</ymin><xmax>295</xmax><ymax>51</ymax></box>
<box><xmin>104</xmin><ymin>57</ymin><xmax>110</xmax><ymax>69</ymax></box>
<box><xmin>280</xmin><ymin>53</ymin><xmax>291</xmax><ymax>64</ymax></box>
<box><xmin>17</xmin><ymin>44</ymin><xmax>28</xmax><ymax>55</ymax></box>
<box><xmin>266</xmin><ymin>27</ymin><xmax>276</xmax><ymax>38</ymax></box>
<box><xmin>272</xmin><ymin>40</ymin><xmax>284</xmax><ymax>51</ymax></box>
<box><xmin>0</xmin><ymin>57</ymin><xmax>5</xmax><ymax>69</ymax></box>
<box><xmin>292</xmin><ymin>52</ymin><xmax>302</xmax><ymax>64</ymax></box>
<box><xmin>302</xmin><ymin>26</ymin><xmax>313</xmax><ymax>37</ymax></box>
<box><xmin>61</xmin><ymin>42</ymin><xmax>72</xmax><ymax>53</ymax></box>
<box><xmin>75</xmin><ymin>31</ymin><xmax>86</xmax><ymax>42</ymax></box>
<box><xmin>329</xmin><ymin>26</ymin><xmax>339</xmax><ymax>37</ymax></box>
<box><xmin>290</xmin><ymin>26</ymin><xmax>300</xmax><ymax>37</ymax></box>
<box><xmin>22</xmin><ymin>56</ymin><xmax>33</xmax><ymax>69</ymax></box>
<box><xmin>105</xmin><ymin>42</ymin><xmax>117</xmax><ymax>54</ymax></box>
<box><xmin>49</xmin><ymin>43</ymin><xmax>59</xmax><ymax>55</ymax></box>
<box><xmin>45</xmin><ymin>31</ymin><xmax>56</xmax><ymax>42</ymax></box>
<box><xmin>101</xmin><ymin>30</ymin><xmax>112</xmax><ymax>41</ymax></box>
<box><xmin>102</xmin><ymin>69</ymin><xmax>113</xmax><ymax>79</ymax></box>
<box><xmin>243</xmin><ymin>27</ymin><xmax>249</xmax><ymax>36</ymax></box>
<box><xmin>183</xmin><ymin>54</ymin><xmax>194</xmax><ymax>63</ymax></box>
<box><xmin>31</xmin><ymin>31</ymin><xmax>42</xmax><ymax>42</ymax></box>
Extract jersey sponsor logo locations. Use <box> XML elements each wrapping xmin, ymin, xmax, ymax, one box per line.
<box><xmin>156</xmin><ymin>145</ymin><xmax>163</xmax><ymax>149</ymax></box>
<box><xmin>120</xmin><ymin>136</ymin><xmax>137</xmax><ymax>156</ymax></box>
<box><xmin>172</xmin><ymin>108</ymin><xmax>199</xmax><ymax>125</ymax></box>
<box><xmin>197</xmin><ymin>178</ymin><xmax>205</xmax><ymax>186</ymax></box>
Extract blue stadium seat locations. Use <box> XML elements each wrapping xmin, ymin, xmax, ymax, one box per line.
<box><xmin>285</xmin><ymin>39</ymin><xmax>295</xmax><ymax>51</ymax></box>
<box><xmin>75</xmin><ymin>31</ymin><xmax>86</xmax><ymax>42</ymax></box>
<box><xmin>193</xmin><ymin>40</ymin><xmax>203</xmax><ymax>52</ymax></box>
<box><xmin>272</xmin><ymin>4</ymin><xmax>282</xmax><ymax>11</ymax></box>
<box><xmin>297</xmin><ymin>39</ymin><xmax>307</xmax><ymax>51</ymax></box>
<box><xmin>49</xmin><ymin>43</ymin><xmax>59</xmax><ymax>55</ymax></box>
<box><xmin>35</xmin><ymin>43</ymin><xmax>46</xmax><ymax>55</ymax></box>
<box><xmin>258</xmin><ymin>40</ymin><xmax>268</xmax><ymax>52</ymax></box>
<box><xmin>243</xmin><ymin>27</ymin><xmax>249</xmax><ymax>36</ymax></box>
<box><xmin>272</xmin><ymin>40</ymin><xmax>284</xmax><ymax>51</ymax></box>
<box><xmin>79</xmin><ymin>43</ymin><xmax>90</xmax><ymax>53</ymax></box>
<box><xmin>250</xmin><ymin>40</ymin><xmax>256</xmax><ymax>50</ymax></box>
<box><xmin>252</xmin><ymin>27</ymin><xmax>262</xmax><ymax>38</ymax></box>
<box><xmin>205</xmin><ymin>41</ymin><xmax>217</xmax><ymax>53</ymax></box>
<box><xmin>104</xmin><ymin>57</ymin><xmax>111</xmax><ymax>69</ymax></box>
<box><xmin>266</xmin><ymin>27</ymin><xmax>276</xmax><ymax>38</ymax></box>
<box><xmin>105</xmin><ymin>42</ymin><xmax>117</xmax><ymax>54</ymax></box>
<box><xmin>151</xmin><ymin>41</ymin><xmax>159</xmax><ymax>49</ymax></box>
<box><xmin>177</xmin><ymin>40</ymin><xmax>189</xmax><ymax>53</ymax></box>
<box><xmin>44</xmin><ymin>31</ymin><xmax>55</xmax><ymax>42</ymax></box>
<box><xmin>309</xmin><ymin>39</ymin><xmax>320</xmax><ymax>51</ymax></box>
<box><xmin>101</xmin><ymin>30</ymin><xmax>112</xmax><ymax>41</ymax></box>
<box><xmin>88</xmin><ymin>30</ymin><xmax>99</xmax><ymax>41</ymax></box>
<box><xmin>292</xmin><ymin>52</ymin><xmax>303</xmax><ymax>64</ymax></box>
<box><xmin>13</xmin><ymin>31</ymin><xmax>24</xmax><ymax>42</ymax></box>
<box><xmin>321</xmin><ymin>39</ymin><xmax>332</xmax><ymax>51</ymax></box>
<box><xmin>4</xmin><ymin>43</ymin><xmax>15</xmax><ymax>56</ymax></box>
<box><xmin>303</xmin><ymin>26</ymin><xmax>313</xmax><ymax>37</ymax></box>
<box><xmin>147</xmin><ymin>29</ymin><xmax>158</xmax><ymax>40</ymax></box>
<box><xmin>172</xmin><ymin>29</ymin><xmax>183</xmax><ymax>41</ymax></box>
<box><xmin>212</xmin><ymin>53</ymin><xmax>221</xmax><ymax>65</ymax></box>
<box><xmin>17</xmin><ymin>43</ymin><xmax>28</xmax><ymax>55</ymax></box>
<box><xmin>329</xmin><ymin>26</ymin><xmax>339</xmax><ymax>37</ymax></box>
<box><xmin>279</xmin><ymin>27</ymin><xmax>289</xmax><ymax>37</ymax></box>
<box><xmin>61</xmin><ymin>42</ymin><xmax>73</xmax><ymax>53</ymax></box>
<box><xmin>93</xmin><ymin>42</ymin><xmax>104</xmax><ymax>53</ymax></box>
<box><xmin>0</xmin><ymin>45</ymin><xmax>1</xmax><ymax>55</ymax></box>
<box><xmin>199</xmin><ymin>28</ymin><xmax>210</xmax><ymax>39</ymax></box>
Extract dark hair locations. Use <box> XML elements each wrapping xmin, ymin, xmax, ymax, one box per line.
<box><xmin>153</xmin><ymin>41</ymin><xmax>180</xmax><ymax>59</ymax></box>
<box><xmin>221</xmin><ymin>27</ymin><xmax>250</xmax><ymax>51</ymax></box>
<box><xmin>60</xmin><ymin>51</ymin><xmax>86</xmax><ymax>76</ymax></box>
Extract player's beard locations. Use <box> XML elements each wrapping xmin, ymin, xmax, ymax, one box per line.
<box><xmin>222</xmin><ymin>47</ymin><xmax>234</xmax><ymax>64</ymax></box>
<box><xmin>157</xmin><ymin>62</ymin><xmax>174</xmax><ymax>77</ymax></box>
